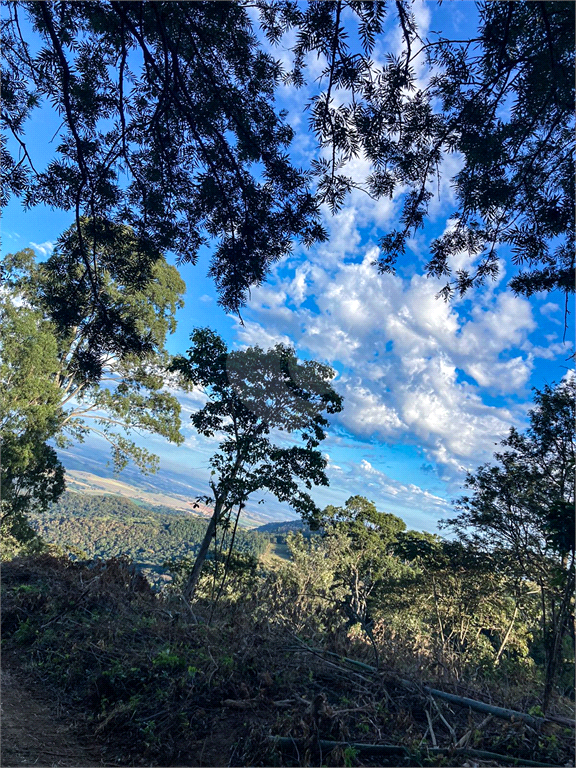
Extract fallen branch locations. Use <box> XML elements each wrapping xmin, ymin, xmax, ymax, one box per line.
<box><xmin>455</xmin><ymin>713</ymin><xmax>493</xmax><ymax>749</ymax></box>
<box><xmin>268</xmin><ymin>736</ymin><xmax>408</xmax><ymax>757</ymax></box>
<box><xmin>290</xmin><ymin>644</ymin><xmax>569</xmax><ymax>730</ymax></box>
<box><xmin>428</xmin><ymin>746</ymin><xmax>559</xmax><ymax>767</ymax></box>
<box><xmin>419</xmin><ymin>686</ymin><xmax>546</xmax><ymax>728</ymax></box>
<box><xmin>268</xmin><ymin>736</ymin><xmax>560</xmax><ymax>767</ymax></box>
<box><xmin>425</xmin><ymin>707</ymin><xmax>438</xmax><ymax>747</ymax></box>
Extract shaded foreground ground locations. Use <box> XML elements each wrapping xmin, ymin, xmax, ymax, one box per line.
<box><xmin>1</xmin><ymin>664</ymin><xmax>105</xmax><ymax>767</ymax></box>
<box><xmin>1</xmin><ymin>555</ymin><xmax>574</xmax><ymax>767</ymax></box>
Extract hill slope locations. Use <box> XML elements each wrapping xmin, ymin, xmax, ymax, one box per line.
<box><xmin>30</xmin><ymin>492</ymin><xmax>270</xmax><ymax>584</ymax></box>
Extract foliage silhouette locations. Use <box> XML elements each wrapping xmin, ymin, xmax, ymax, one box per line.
<box><xmin>2</xmin><ymin>2</ymin><xmax>573</xmax><ymax>308</ymax></box>
<box><xmin>170</xmin><ymin>328</ymin><xmax>343</xmax><ymax>599</ymax></box>
<box><xmin>445</xmin><ymin>377</ymin><xmax>576</xmax><ymax>711</ymax></box>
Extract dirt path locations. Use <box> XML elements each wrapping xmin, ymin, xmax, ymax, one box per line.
<box><xmin>1</xmin><ymin>667</ymin><xmax>105</xmax><ymax>767</ymax></box>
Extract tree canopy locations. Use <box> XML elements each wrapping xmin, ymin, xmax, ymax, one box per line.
<box><xmin>1</xmin><ymin>225</ymin><xmax>187</xmax><ymax>537</ymax></box>
<box><xmin>170</xmin><ymin>327</ymin><xmax>343</xmax><ymax>599</ymax></box>
<box><xmin>1</xmin><ymin>0</ymin><xmax>325</xmax><ymax>312</ymax></box>
<box><xmin>2</xmin><ymin>1</ymin><xmax>573</xmax><ymax>311</ymax></box>
<box><xmin>263</xmin><ymin>0</ymin><xmax>574</xmax><ymax>298</ymax></box>
<box><xmin>445</xmin><ymin>377</ymin><xmax>575</xmax><ymax>711</ymax></box>
<box><xmin>0</xmin><ymin>281</ymin><xmax>66</xmax><ymax>539</ymax></box>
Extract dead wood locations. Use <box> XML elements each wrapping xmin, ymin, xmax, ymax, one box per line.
<box><xmin>268</xmin><ymin>736</ymin><xmax>562</xmax><ymax>766</ymax></box>
<box><xmin>292</xmin><ymin>643</ymin><xmax>571</xmax><ymax>730</ymax></box>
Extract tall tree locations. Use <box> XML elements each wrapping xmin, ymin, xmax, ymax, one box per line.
<box><xmin>0</xmin><ymin>297</ymin><xmax>65</xmax><ymax>544</ymax></box>
<box><xmin>169</xmin><ymin>328</ymin><xmax>343</xmax><ymax>600</ymax></box>
<box><xmin>395</xmin><ymin>535</ymin><xmax>533</xmax><ymax>674</ymax></box>
<box><xmin>318</xmin><ymin>496</ymin><xmax>407</xmax><ymax>665</ymax></box>
<box><xmin>1</xmin><ymin>223</ymin><xmax>186</xmax><ymax>525</ymax></box>
<box><xmin>320</xmin><ymin>496</ymin><xmax>406</xmax><ymax>624</ymax></box>
<box><xmin>445</xmin><ymin>377</ymin><xmax>575</xmax><ymax>711</ymax></box>
<box><xmin>2</xmin><ymin>2</ymin><xmax>573</xmax><ymax>309</ymax></box>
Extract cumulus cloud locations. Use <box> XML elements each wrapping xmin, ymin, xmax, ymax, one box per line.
<box><xmin>235</xmin><ymin>240</ymin><xmax>552</xmax><ymax>485</ymax></box>
<box><xmin>322</xmin><ymin>455</ymin><xmax>452</xmax><ymax>531</ymax></box>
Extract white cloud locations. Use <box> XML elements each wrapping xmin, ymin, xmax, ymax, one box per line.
<box><xmin>540</xmin><ymin>302</ymin><xmax>562</xmax><ymax>326</ymax></box>
<box><xmin>30</xmin><ymin>241</ymin><xmax>54</xmax><ymax>257</ymax></box>
<box><xmin>236</xmin><ymin>240</ymin><xmax>550</xmax><ymax>485</ymax></box>
<box><xmin>540</xmin><ymin>302</ymin><xmax>560</xmax><ymax>316</ymax></box>
<box><xmin>523</xmin><ymin>341</ymin><xmax>572</xmax><ymax>361</ymax></box>
<box><xmin>323</xmin><ymin>456</ymin><xmax>452</xmax><ymax>531</ymax></box>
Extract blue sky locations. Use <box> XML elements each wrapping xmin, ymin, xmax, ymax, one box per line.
<box><xmin>3</xmin><ymin>1</ymin><xmax>573</xmax><ymax>532</ymax></box>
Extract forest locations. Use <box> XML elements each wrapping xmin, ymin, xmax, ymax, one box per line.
<box><xmin>1</xmin><ymin>1</ymin><xmax>574</xmax><ymax>766</ymax></box>
<box><xmin>26</xmin><ymin>491</ymin><xmax>271</xmax><ymax>585</ymax></box>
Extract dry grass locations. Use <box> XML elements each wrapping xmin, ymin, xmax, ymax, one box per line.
<box><xmin>1</xmin><ymin>554</ymin><xmax>573</xmax><ymax>767</ymax></box>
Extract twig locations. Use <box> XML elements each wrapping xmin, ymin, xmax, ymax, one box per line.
<box><xmin>425</xmin><ymin>707</ymin><xmax>437</xmax><ymax>747</ymax></box>
<box><xmin>178</xmin><ymin>593</ymin><xmax>200</xmax><ymax>624</ymax></box>
<box><xmin>285</xmin><ymin>640</ymin><xmax>565</xmax><ymax>729</ymax></box>
<box><xmin>430</xmin><ymin>694</ymin><xmax>457</xmax><ymax>743</ymax></box>
<box><xmin>455</xmin><ymin>712</ymin><xmax>493</xmax><ymax>749</ymax></box>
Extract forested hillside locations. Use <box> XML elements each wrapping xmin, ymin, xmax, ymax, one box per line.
<box><xmin>2</xmin><ymin>384</ymin><xmax>575</xmax><ymax>765</ymax></box>
<box><xmin>28</xmin><ymin>492</ymin><xmax>269</xmax><ymax>584</ymax></box>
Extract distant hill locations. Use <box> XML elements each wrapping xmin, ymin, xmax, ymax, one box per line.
<box><xmin>255</xmin><ymin>520</ymin><xmax>312</xmax><ymax>534</ymax></box>
<box><xmin>30</xmin><ymin>491</ymin><xmax>271</xmax><ymax>585</ymax></box>
<box><xmin>58</xmin><ymin>442</ymin><xmax>303</xmax><ymax>526</ymax></box>
<box><xmin>63</xmin><ymin>468</ymin><xmax>280</xmax><ymax>527</ymax></box>
<box><xmin>65</xmin><ymin>469</ymin><xmax>214</xmax><ymax>517</ymax></box>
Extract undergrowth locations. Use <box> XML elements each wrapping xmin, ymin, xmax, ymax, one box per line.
<box><xmin>1</xmin><ymin>554</ymin><xmax>574</xmax><ymax>767</ymax></box>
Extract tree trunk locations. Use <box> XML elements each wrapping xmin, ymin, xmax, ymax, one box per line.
<box><xmin>432</xmin><ymin>577</ymin><xmax>446</xmax><ymax>650</ymax></box>
<box><xmin>542</xmin><ymin>565</ymin><xmax>574</xmax><ymax>712</ymax></box>
<box><xmin>495</xmin><ymin>602</ymin><xmax>518</xmax><ymax>664</ymax></box>
<box><xmin>182</xmin><ymin>498</ymin><xmax>223</xmax><ymax>602</ymax></box>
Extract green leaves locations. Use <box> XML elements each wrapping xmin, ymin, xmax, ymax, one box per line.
<box><xmin>2</xmin><ymin>1</ymin><xmax>325</xmax><ymax>312</ymax></box>
<box><xmin>445</xmin><ymin>378</ymin><xmax>576</xmax><ymax>709</ymax></box>
<box><xmin>0</xmin><ymin>289</ymin><xmax>66</xmax><ymax>527</ymax></box>
<box><xmin>172</xmin><ymin>328</ymin><xmax>343</xmax><ymax>523</ymax></box>
<box><xmin>1</xmin><ymin>226</ymin><xmax>186</xmax><ymax>519</ymax></box>
<box><xmin>3</xmin><ymin>2</ymin><xmax>571</xmax><ymax>306</ymax></box>
<box><xmin>259</xmin><ymin>1</ymin><xmax>574</xmax><ymax>299</ymax></box>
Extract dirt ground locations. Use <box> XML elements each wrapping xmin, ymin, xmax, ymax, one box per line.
<box><xmin>1</xmin><ymin>666</ymin><xmax>106</xmax><ymax>767</ymax></box>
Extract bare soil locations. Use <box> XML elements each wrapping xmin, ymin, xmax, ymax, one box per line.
<box><xmin>1</xmin><ymin>665</ymin><xmax>106</xmax><ymax>767</ymax></box>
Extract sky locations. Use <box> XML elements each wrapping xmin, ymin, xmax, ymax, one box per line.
<box><xmin>3</xmin><ymin>1</ymin><xmax>573</xmax><ymax>532</ymax></box>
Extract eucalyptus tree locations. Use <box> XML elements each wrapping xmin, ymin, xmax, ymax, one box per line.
<box><xmin>0</xmin><ymin>296</ymin><xmax>65</xmax><ymax>545</ymax></box>
<box><xmin>3</xmin><ymin>2</ymin><xmax>573</xmax><ymax>311</ymax></box>
<box><xmin>169</xmin><ymin>328</ymin><xmax>343</xmax><ymax>601</ymax></box>
<box><xmin>445</xmin><ymin>378</ymin><xmax>576</xmax><ymax>711</ymax></box>
<box><xmin>317</xmin><ymin>496</ymin><xmax>407</xmax><ymax>665</ymax></box>
<box><xmin>320</xmin><ymin>496</ymin><xmax>406</xmax><ymax>624</ymax></box>
<box><xmin>1</xmin><ymin>221</ymin><xmax>186</xmax><ymax>529</ymax></box>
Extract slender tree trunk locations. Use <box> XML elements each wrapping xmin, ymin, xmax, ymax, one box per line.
<box><xmin>210</xmin><ymin>503</ymin><xmax>244</xmax><ymax>618</ymax></box>
<box><xmin>183</xmin><ymin>498</ymin><xmax>223</xmax><ymax>602</ymax></box>
<box><xmin>432</xmin><ymin>577</ymin><xmax>446</xmax><ymax>651</ymax></box>
<box><xmin>495</xmin><ymin>602</ymin><xmax>519</xmax><ymax>665</ymax></box>
<box><xmin>542</xmin><ymin>564</ymin><xmax>575</xmax><ymax>712</ymax></box>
